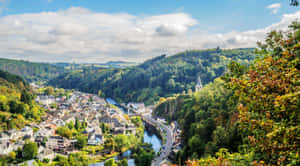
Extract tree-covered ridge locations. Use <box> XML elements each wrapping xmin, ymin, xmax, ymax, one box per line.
<box><xmin>49</xmin><ymin>48</ymin><xmax>256</xmax><ymax>105</ymax></box>
<box><xmin>0</xmin><ymin>70</ymin><xmax>29</xmax><ymax>90</ymax></box>
<box><xmin>0</xmin><ymin>58</ymin><xmax>65</xmax><ymax>82</ymax></box>
<box><xmin>0</xmin><ymin>70</ymin><xmax>43</xmax><ymax>131</ymax></box>
<box><xmin>155</xmin><ymin>22</ymin><xmax>300</xmax><ymax>165</ymax></box>
<box><xmin>154</xmin><ymin>78</ymin><xmax>242</xmax><ymax>164</ymax></box>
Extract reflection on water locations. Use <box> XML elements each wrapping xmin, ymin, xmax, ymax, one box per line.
<box><xmin>106</xmin><ymin>98</ymin><xmax>127</xmax><ymax>114</ymax></box>
<box><xmin>106</xmin><ymin>98</ymin><xmax>118</xmax><ymax>105</ymax></box>
<box><xmin>143</xmin><ymin>130</ymin><xmax>162</xmax><ymax>153</ymax></box>
<box><xmin>91</xmin><ymin>98</ymin><xmax>162</xmax><ymax>166</ymax></box>
<box><xmin>90</xmin><ymin>159</ymin><xmax>135</xmax><ymax>166</ymax></box>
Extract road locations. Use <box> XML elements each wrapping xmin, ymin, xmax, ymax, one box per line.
<box><xmin>119</xmin><ymin>104</ymin><xmax>174</xmax><ymax>166</ymax></box>
<box><xmin>144</xmin><ymin>115</ymin><xmax>173</xmax><ymax>166</ymax></box>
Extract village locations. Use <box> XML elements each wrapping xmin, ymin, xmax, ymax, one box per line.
<box><xmin>0</xmin><ymin>85</ymin><xmax>139</xmax><ymax>163</ymax></box>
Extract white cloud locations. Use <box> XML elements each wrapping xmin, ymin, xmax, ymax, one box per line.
<box><xmin>0</xmin><ymin>7</ymin><xmax>299</xmax><ymax>63</ymax></box>
<box><xmin>267</xmin><ymin>3</ymin><xmax>281</xmax><ymax>14</ymax></box>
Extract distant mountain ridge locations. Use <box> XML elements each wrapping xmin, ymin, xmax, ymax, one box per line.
<box><xmin>0</xmin><ymin>58</ymin><xmax>65</xmax><ymax>82</ymax></box>
<box><xmin>53</xmin><ymin>61</ymin><xmax>137</xmax><ymax>69</ymax></box>
<box><xmin>0</xmin><ymin>58</ymin><xmax>137</xmax><ymax>82</ymax></box>
<box><xmin>49</xmin><ymin>48</ymin><xmax>257</xmax><ymax>104</ymax></box>
<box><xmin>0</xmin><ymin>48</ymin><xmax>256</xmax><ymax>105</ymax></box>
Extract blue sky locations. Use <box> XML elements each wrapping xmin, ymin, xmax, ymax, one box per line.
<box><xmin>0</xmin><ymin>0</ymin><xmax>299</xmax><ymax>62</ymax></box>
<box><xmin>2</xmin><ymin>0</ymin><xmax>298</xmax><ymax>32</ymax></box>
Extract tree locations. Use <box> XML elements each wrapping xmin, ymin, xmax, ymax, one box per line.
<box><xmin>76</xmin><ymin>135</ymin><xmax>87</xmax><ymax>149</ymax></box>
<box><xmin>229</xmin><ymin>22</ymin><xmax>300</xmax><ymax>165</ymax></box>
<box><xmin>158</xmin><ymin>97</ymin><xmax>166</xmax><ymax>105</ymax></box>
<box><xmin>75</xmin><ymin>118</ymin><xmax>81</xmax><ymax>130</ymax></box>
<box><xmin>67</xmin><ymin>121</ymin><xmax>74</xmax><ymax>129</ymax></box>
<box><xmin>45</xmin><ymin>86</ymin><xmax>54</xmax><ymax>95</ymax></box>
<box><xmin>117</xmin><ymin>159</ymin><xmax>128</xmax><ymax>166</ymax></box>
<box><xmin>100</xmin><ymin>122</ymin><xmax>110</xmax><ymax>134</ymax></box>
<box><xmin>9</xmin><ymin>100</ymin><xmax>18</xmax><ymax>114</ymax></box>
<box><xmin>166</xmin><ymin>78</ymin><xmax>176</xmax><ymax>91</ymax></box>
<box><xmin>21</xmin><ymin>90</ymin><xmax>32</xmax><ymax>104</ymax></box>
<box><xmin>17</xmin><ymin>103</ymin><xmax>26</xmax><ymax>115</ymax></box>
<box><xmin>82</xmin><ymin>119</ymin><xmax>87</xmax><ymax>129</ymax></box>
<box><xmin>0</xmin><ymin>95</ymin><xmax>8</xmax><ymax>111</ymax></box>
<box><xmin>22</xmin><ymin>141</ymin><xmax>38</xmax><ymax>160</ymax></box>
<box><xmin>213</xmin><ymin>126</ymin><xmax>229</xmax><ymax>149</ymax></box>
<box><xmin>104</xmin><ymin>137</ymin><xmax>116</xmax><ymax>152</ymax></box>
<box><xmin>114</xmin><ymin>134</ymin><xmax>129</xmax><ymax>151</ymax></box>
<box><xmin>54</xmin><ymin>155</ymin><xmax>70</xmax><ymax>166</ymax></box>
<box><xmin>104</xmin><ymin>158</ymin><xmax>118</xmax><ymax>166</ymax></box>
<box><xmin>55</xmin><ymin>127</ymin><xmax>72</xmax><ymax>139</ymax></box>
<box><xmin>98</xmin><ymin>90</ymin><xmax>105</xmax><ymax>98</ymax></box>
<box><xmin>188</xmin><ymin>135</ymin><xmax>205</xmax><ymax>157</ymax></box>
<box><xmin>135</xmin><ymin>149</ymin><xmax>155</xmax><ymax>166</ymax></box>
<box><xmin>8</xmin><ymin>151</ymin><xmax>16</xmax><ymax>161</ymax></box>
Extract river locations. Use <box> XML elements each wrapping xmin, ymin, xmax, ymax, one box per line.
<box><xmin>90</xmin><ymin>98</ymin><xmax>162</xmax><ymax>166</ymax></box>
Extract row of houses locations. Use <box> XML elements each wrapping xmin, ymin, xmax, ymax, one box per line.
<box><xmin>1</xmin><ymin>87</ymin><xmax>138</xmax><ymax>163</ymax></box>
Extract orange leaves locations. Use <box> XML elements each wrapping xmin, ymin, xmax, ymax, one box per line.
<box><xmin>248</xmin><ymin>70</ymin><xmax>259</xmax><ymax>82</ymax></box>
<box><xmin>251</xmin><ymin>160</ymin><xmax>268</xmax><ymax>166</ymax></box>
<box><xmin>230</xmin><ymin>112</ymin><xmax>239</xmax><ymax>125</ymax></box>
<box><xmin>228</xmin><ymin>25</ymin><xmax>300</xmax><ymax>166</ymax></box>
<box><xmin>248</xmin><ymin>136</ymin><xmax>257</xmax><ymax>146</ymax></box>
<box><xmin>266</xmin><ymin>112</ymin><xmax>271</xmax><ymax>119</ymax></box>
<box><xmin>265</xmin><ymin>56</ymin><xmax>273</xmax><ymax>63</ymax></box>
<box><xmin>185</xmin><ymin>159</ymin><xmax>199</xmax><ymax>166</ymax></box>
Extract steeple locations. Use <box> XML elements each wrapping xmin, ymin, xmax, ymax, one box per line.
<box><xmin>195</xmin><ymin>75</ymin><xmax>203</xmax><ymax>92</ymax></box>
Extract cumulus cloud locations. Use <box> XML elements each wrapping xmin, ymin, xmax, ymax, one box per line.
<box><xmin>267</xmin><ymin>3</ymin><xmax>281</xmax><ymax>14</ymax></box>
<box><xmin>0</xmin><ymin>7</ymin><xmax>299</xmax><ymax>63</ymax></box>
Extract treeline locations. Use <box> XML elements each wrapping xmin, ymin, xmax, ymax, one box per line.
<box><xmin>0</xmin><ymin>70</ymin><xmax>43</xmax><ymax>131</ymax></box>
<box><xmin>49</xmin><ymin>48</ymin><xmax>256</xmax><ymax>105</ymax></box>
<box><xmin>154</xmin><ymin>22</ymin><xmax>300</xmax><ymax>165</ymax></box>
<box><xmin>0</xmin><ymin>58</ymin><xmax>65</xmax><ymax>82</ymax></box>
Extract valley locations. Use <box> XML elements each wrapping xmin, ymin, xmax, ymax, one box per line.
<box><xmin>0</xmin><ymin>21</ymin><xmax>299</xmax><ymax>166</ymax></box>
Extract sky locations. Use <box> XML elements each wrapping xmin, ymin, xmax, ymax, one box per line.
<box><xmin>0</xmin><ymin>0</ymin><xmax>299</xmax><ymax>63</ymax></box>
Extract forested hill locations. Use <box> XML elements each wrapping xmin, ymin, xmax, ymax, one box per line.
<box><xmin>49</xmin><ymin>48</ymin><xmax>256</xmax><ymax>104</ymax></box>
<box><xmin>0</xmin><ymin>70</ymin><xmax>43</xmax><ymax>131</ymax></box>
<box><xmin>154</xmin><ymin>22</ymin><xmax>300</xmax><ymax>165</ymax></box>
<box><xmin>0</xmin><ymin>69</ymin><xmax>29</xmax><ymax>90</ymax></box>
<box><xmin>0</xmin><ymin>58</ymin><xmax>65</xmax><ymax>82</ymax></box>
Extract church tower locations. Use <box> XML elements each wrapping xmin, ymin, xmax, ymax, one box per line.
<box><xmin>195</xmin><ymin>75</ymin><xmax>203</xmax><ymax>92</ymax></box>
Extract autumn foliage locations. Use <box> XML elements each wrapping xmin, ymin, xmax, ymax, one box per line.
<box><xmin>228</xmin><ymin>22</ymin><xmax>300</xmax><ymax>165</ymax></box>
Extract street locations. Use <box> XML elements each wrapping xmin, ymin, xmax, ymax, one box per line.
<box><xmin>144</xmin><ymin>115</ymin><xmax>173</xmax><ymax>166</ymax></box>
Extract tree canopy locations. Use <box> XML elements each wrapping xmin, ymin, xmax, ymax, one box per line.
<box><xmin>49</xmin><ymin>48</ymin><xmax>256</xmax><ymax>105</ymax></box>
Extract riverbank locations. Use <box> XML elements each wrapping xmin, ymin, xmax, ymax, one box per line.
<box><xmin>99</xmin><ymin>98</ymin><xmax>162</xmax><ymax>165</ymax></box>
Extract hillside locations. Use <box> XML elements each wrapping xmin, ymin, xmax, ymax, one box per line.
<box><xmin>0</xmin><ymin>58</ymin><xmax>138</xmax><ymax>83</ymax></box>
<box><xmin>0</xmin><ymin>58</ymin><xmax>65</xmax><ymax>82</ymax></box>
<box><xmin>49</xmin><ymin>48</ymin><xmax>256</xmax><ymax>104</ymax></box>
<box><xmin>154</xmin><ymin>78</ymin><xmax>242</xmax><ymax>162</ymax></box>
<box><xmin>0</xmin><ymin>70</ymin><xmax>43</xmax><ymax>131</ymax></box>
<box><xmin>154</xmin><ymin>23</ymin><xmax>300</xmax><ymax>165</ymax></box>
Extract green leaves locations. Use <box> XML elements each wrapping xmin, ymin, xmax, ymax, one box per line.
<box><xmin>22</xmin><ymin>141</ymin><xmax>38</xmax><ymax>160</ymax></box>
<box><xmin>49</xmin><ymin>48</ymin><xmax>256</xmax><ymax>105</ymax></box>
<box><xmin>229</xmin><ymin>22</ymin><xmax>300</xmax><ymax>165</ymax></box>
